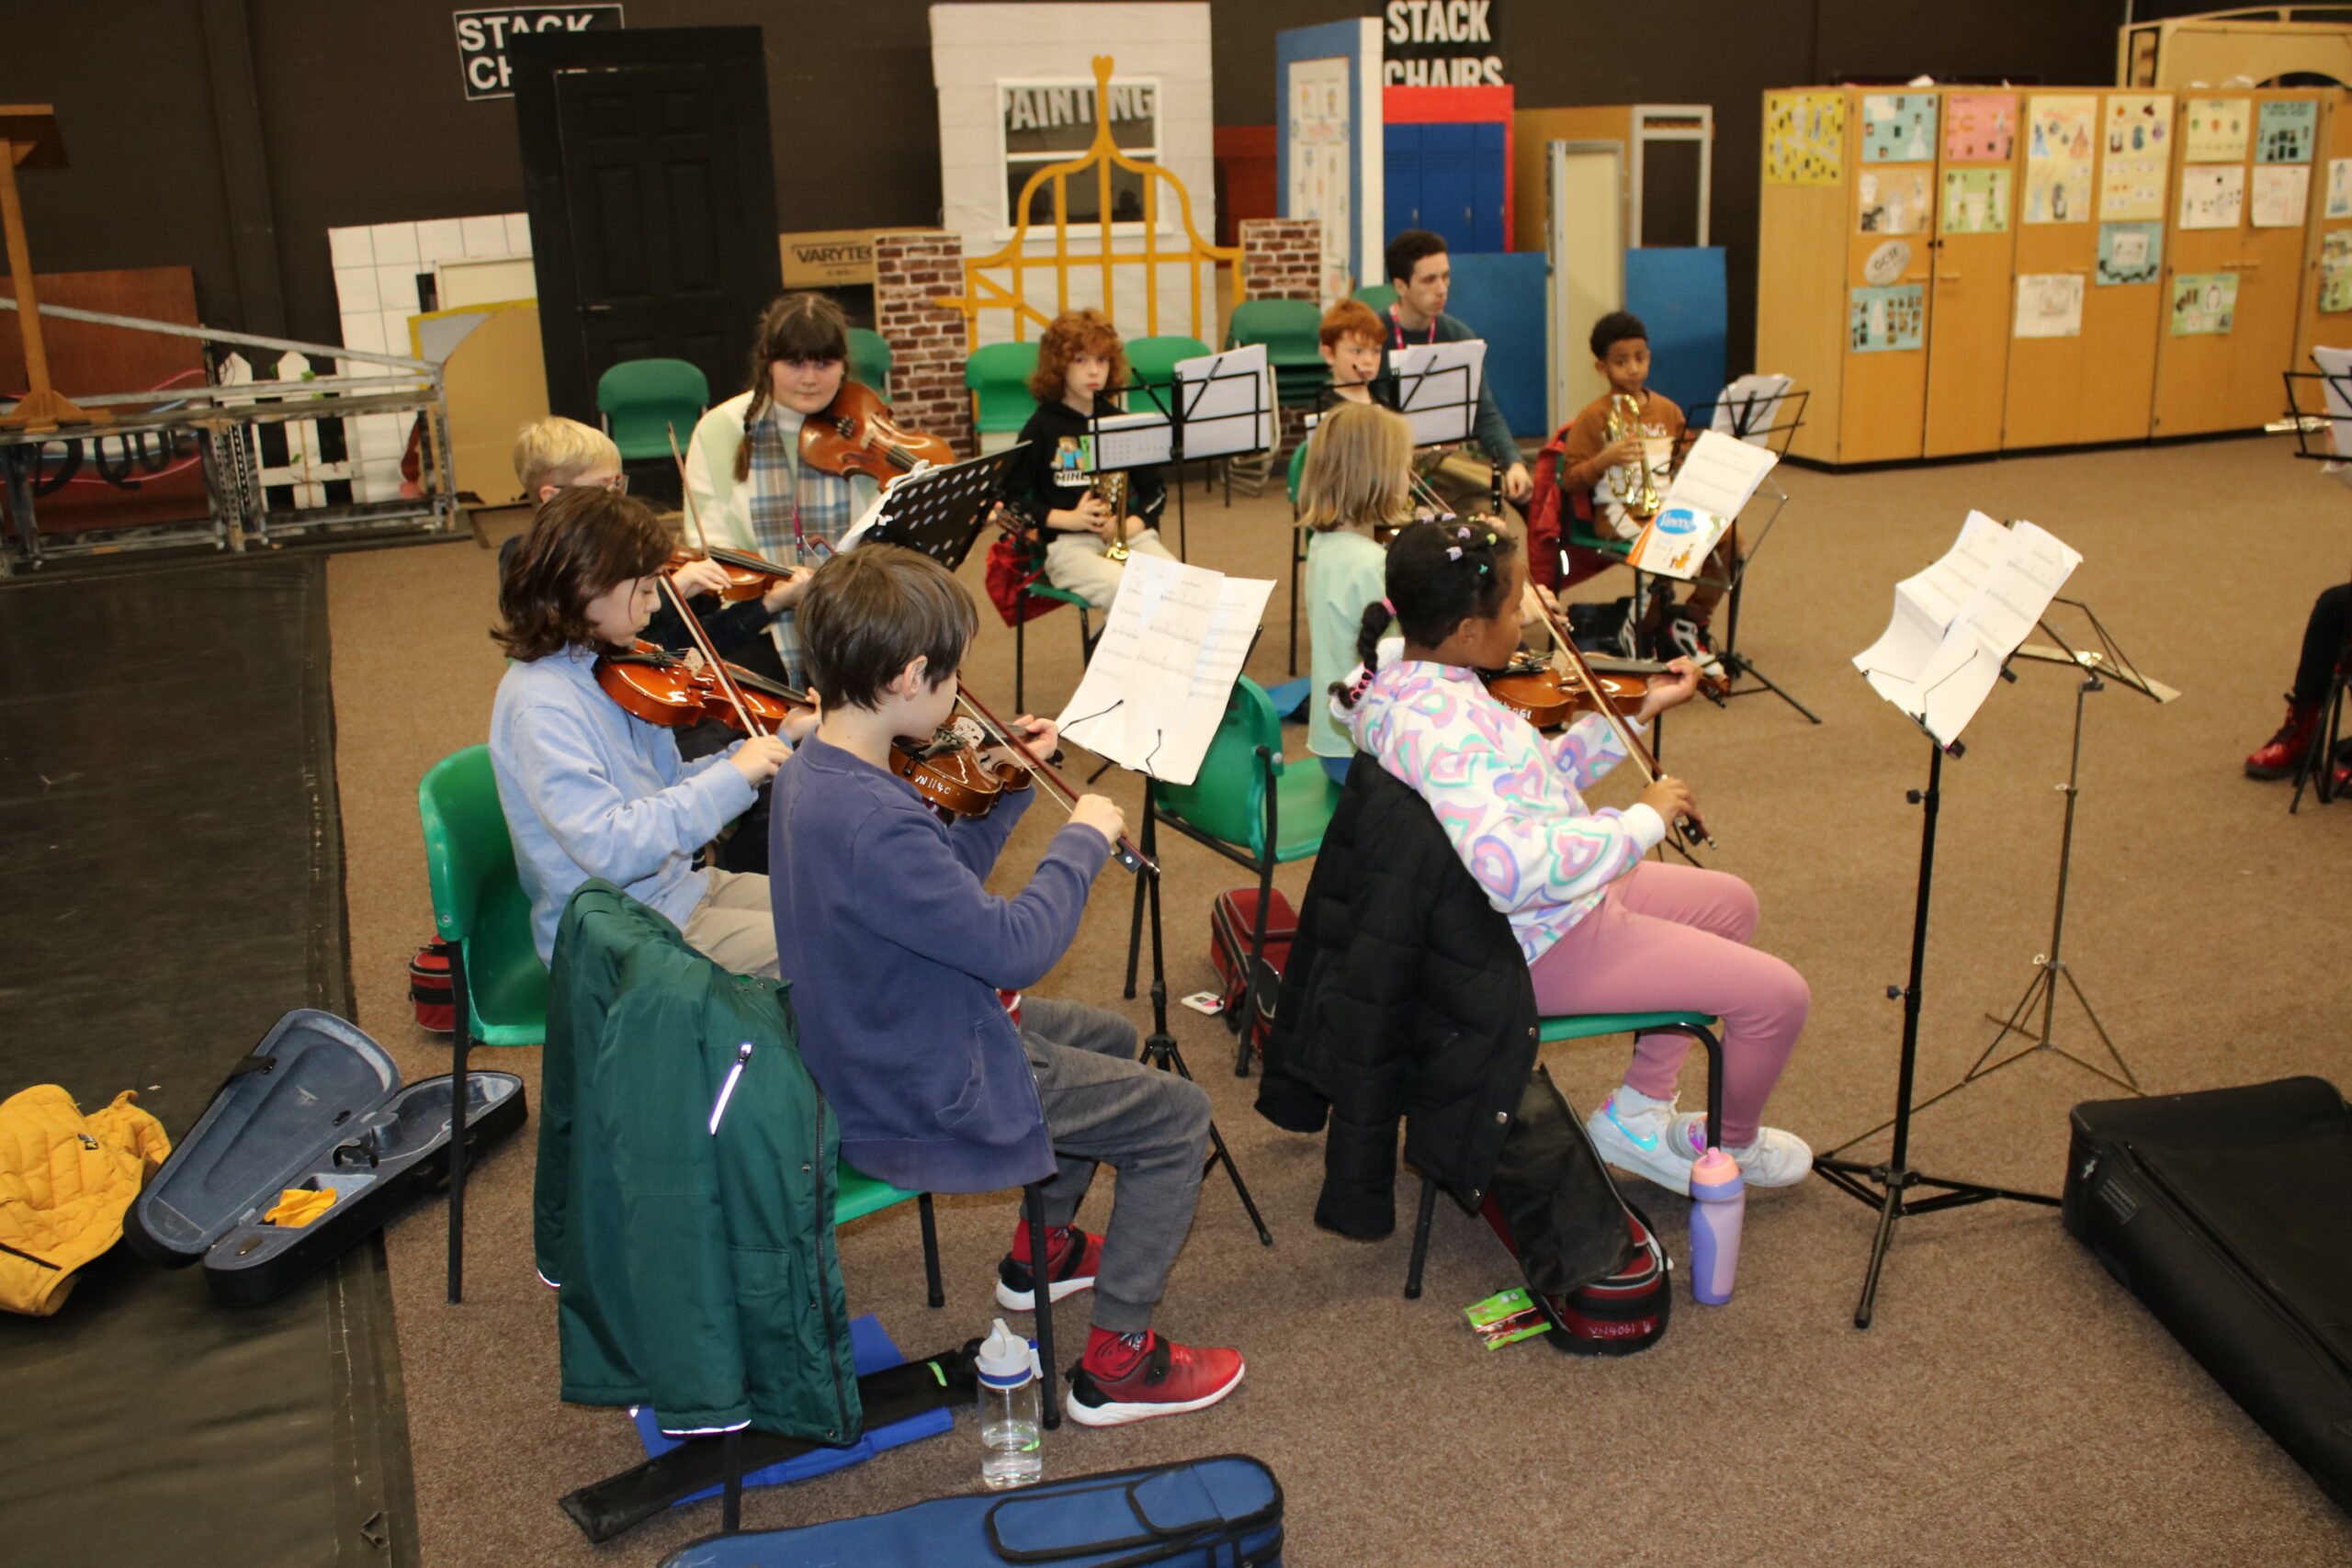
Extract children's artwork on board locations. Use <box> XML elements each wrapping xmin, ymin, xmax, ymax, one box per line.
<box><xmin>2023</xmin><ymin>95</ymin><xmax>2095</xmax><ymax>224</ymax></box>
<box><xmin>1857</xmin><ymin>169</ymin><xmax>1929</xmax><ymax>234</ymax></box>
<box><xmin>1943</xmin><ymin>94</ymin><xmax>2016</xmax><ymax>162</ymax></box>
<box><xmin>2184</xmin><ymin>98</ymin><xmax>2250</xmax><ymax>162</ymax></box>
<box><xmin>2013</xmin><ymin>274</ymin><xmax>2085</xmax><ymax>339</ymax></box>
<box><xmin>2177</xmin><ymin>164</ymin><xmax>2245</xmax><ymax>230</ymax></box>
<box><xmin>1860</xmin><ymin>93</ymin><xmax>1936</xmax><ymax>163</ymax></box>
<box><xmin>1863</xmin><ymin>240</ymin><xmax>1912</xmax><ymax>287</ymax></box>
<box><xmin>1764</xmin><ymin>90</ymin><xmax>1843</xmax><ymax>185</ymax></box>
<box><xmin>2322</xmin><ymin>231</ymin><xmax>2352</xmax><ymax>313</ymax></box>
<box><xmin>2096</xmin><ymin>221</ymin><xmax>2162</xmax><ymax>286</ymax></box>
<box><xmin>1940</xmin><ymin>168</ymin><xmax>2011</xmax><ymax>234</ymax></box>
<box><xmin>2256</xmin><ymin>100</ymin><xmax>2317</xmax><ymax>164</ymax></box>
<box><xmin>2169</xmin><ymin>272</ymin><xmax>2238</xmax><ymax>335</ymax></box>
<box><xmin>2328</xmin><ymin>159</ymin><xmax>2352</xmax><ymax>220</ymax></box>
<box><xmin>2099</xmin><ymin>94</ymin><xmax>2173</xmax><ymax>220</ymax></box>
<box><xmin>1849</xmin><ymin>284</ymin><xmax>1924</xmax><ymax>353</ymax></box>
<box><xmin>2252</xmin><ymin>163</ymin><xmax>2311</xmax><ymax>229</ymax></box>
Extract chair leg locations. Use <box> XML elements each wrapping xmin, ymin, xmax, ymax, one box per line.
<box><xmin>1015</xmin><ymin>608</ymin><xmax>1026</xmax><ymax>715</ymax></box>
<box><xmin>446</xmin><ymin>943</ymin><xmax>474</xmax><ymax>1305</ymax></box>
<box><xmin>1023</xmin><ymin>1183</ymin><xmax>1061</xmax><ymax>1430</ymax></box>
<box><xmin>1690</xmin><ymin>1024</ymin><xmax>1727</xmax><ymax>1154</ymax></box>
<box><xmin>1404</xmin><ymin>1174</ymin><xmax>1438</xmax><ymax>1300</ymax></box>
<box><xmin>1235</xmin><ymin>745</ymin><xmax>1279</xmax><ymax>1077</ymax></box>
<box><xmin>918</xmin><ymin>1192</ymin><xmax>944</xmax><ymax>1308</ymax></box>
<box><xmin>720</xmin><ymin>1425</ymin><xmax>743</xmax><ymax>1533</ymax></box>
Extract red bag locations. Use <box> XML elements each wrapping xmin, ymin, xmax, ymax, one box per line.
<box><xmin>983</xmin><ymin>531</ymin><xmax>1063</xmax><ymax>628</ymax></box>
<box><xmin>409</xmin><ymin>942</ymin><xmax>455</xmax><ymax>1035</ymax></box>
<box><xmin>1209</xmin><ymin>887</ymin><xmax>1298</xmax><ymax>1058</ymax></box>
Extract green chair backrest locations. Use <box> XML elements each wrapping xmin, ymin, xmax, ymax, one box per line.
<box><xmin>596</xmin><ymin>358</ymin><xmax>710</xmax><ymax>458</ymax></box>
<box><xmin>418</xmin><ymin>745</ymin><xmax>548</xmax><ymax>1041</ymax></box>
<box><xmin>848</xmin><ymin>328</ymin><xmax>892</xmax><ymax>403</ymax></box>
<box><xmin>1153</xmin><ymin>676</ymin><xmax>1285</xmax><ymax>856</ymax></box>
<box><xmin>1352</xmin><ymin>283</ymin><xmax>1397</xmax><ymax>315</ymax></box>
<box><xmin>966</xmin><ymin>342</ymin><xmax>1042</xmax><ymax>434</ymax></box>
<box><xmin>1126</xmin><ymin>334</ymin><xmax>1213</xmax><ymax>388</ymax></box>
<box><xmin>1226</xmin><ymin>299</ymin><xmax>1324</xmax><ymax>361</ymax></box>
<box><xmin>1287</xmin><ymin>433</ymin><xmax>1313</xmax><ymax>507</ymax></box>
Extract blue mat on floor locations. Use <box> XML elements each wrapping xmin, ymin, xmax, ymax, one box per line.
<box><xmin>1264</xmin><ymin>677</ymin><xmax>1310</xmax><ymax>719</ymax></box>
<box><xmin>632</xmin><ymin>1315</ymin><xmax>956</xmax><ymax>1504</ymax></box>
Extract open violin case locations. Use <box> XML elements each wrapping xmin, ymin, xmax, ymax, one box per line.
<box><xmin>125</xmin><ymin>1009</ymin><xmax>526</xmax><ymax>1305</ymax></box>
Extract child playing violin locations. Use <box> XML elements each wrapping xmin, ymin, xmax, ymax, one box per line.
<box><xmin>769</xmin><ymin>545</ymin><xmax>1245</xmax><ymax>1427</ymax></box>
<box><xmin>489</xmin><ymin>485</ymin><xmax>816</xmax><ymax>976</ymax></box>
<box><xmin>514</xmin><ymin>415</ymin><xmax>808</xmax><ymax>667</ymax></box>
<box><xmin>1334</xmin><ymin>520</ymin><xmax>1813</xmax><ymax>1193</ymax></box>
<box><xmin>1002</xmin><ymin>309</ymin><xmax>1179</xmax><ymax>610</ymax></box>
<box><xmin>683</xmin><ymin>293</ymin><xmax>874</xmax><ymax>686</ymax></box>
<box><xmin>1298</xmin><ymin>400</ymin><xmax>1412</xmax><ymax>784</ymax></box>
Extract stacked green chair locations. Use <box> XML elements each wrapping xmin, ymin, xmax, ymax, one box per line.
<box><xmin>1226</xmin><ymin>299</ymin><xmax>1328</xmax><ymax>411</ymax></box>
<box><xmin>1123</xmin><ymin>676</ymin><xmax>1344</xmax><ymax>1077</ymax></box>
<box><xmin>1352</xmin><ymin>283</ymin><xmax>1398</xmax><ymax>315</ymax></box>
<box><xmin>847</xmin><ymin>327</ymin><xmax>892</xmax><ymax>403</ymax></box>
<box><xmin>595</xmin><ymin>358</ymin><xmax>711</xmax><ymax>461</ymax></box>
<box><xmin>965</xmin><ymin>341</ymin><xmax>1042</xmax><ymax>453</ymax></box>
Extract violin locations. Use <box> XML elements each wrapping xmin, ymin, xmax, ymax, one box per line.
<box><xmin>595</xmin><ymin>641</ymin><xmax>809</xmax><ymax>734</ymax></box>
<box><xmin>890</xmin><ymin>719</ymin><xmax>1033</xmax><ymax>818</ymax></box>
<box><xmin>799</xmin><ymin>381</ymin><xmax>957</xmax><ymax>488</ymax></box>
<box><xmin>665</xmin><ymin>544</ymin><xmax>805</xmax><ymax>604</ymax></box>
<box><xmin>1481</xmin><ymin>654</ymin><xmax>1648</xmax><ymax>728</ymax></box>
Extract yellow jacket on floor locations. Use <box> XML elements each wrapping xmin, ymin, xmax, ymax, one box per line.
<box><xmin>0</xmin><ymin>1086</ymin><xmax>171</xmax><ymax>1316</ymax></box>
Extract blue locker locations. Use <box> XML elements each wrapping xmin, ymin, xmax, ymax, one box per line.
<box><xmin>1385</xmin><ymin>122</ymin><xmax>1423</xmax><ymax>232</ymax></box>
<box><xmin>1383</xmin><ymin>120</ymin><xmax>1506</xmax><ymax>254</ymax></box>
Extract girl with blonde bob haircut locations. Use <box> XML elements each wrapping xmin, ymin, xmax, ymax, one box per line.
<box><xmin>1298</xmin><ymin>400</ymin><xmax>1416</xmax><ymax>780</ymax></box>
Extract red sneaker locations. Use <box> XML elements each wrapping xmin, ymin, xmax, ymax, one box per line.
<box><xmin>1066</xmin><ymin>1331</ymin><xmax>1246</xmax><ymax>1427</ymax></box>
<box><xmin>2246</xmin><ymin>698</ymin><xmax>2322</xmax><ymax>779</ymax></box>
<box><xmin>995</xmin><ymin>1224</ymin><xmax>1102</xmax><ymax>1311</ymax></box>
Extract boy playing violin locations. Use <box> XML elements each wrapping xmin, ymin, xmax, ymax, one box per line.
<box><xmin>488</xmin><ymin>485</ymin><xmax>815</xmax><ymax>975</ymax></box>
<box><xmin>768</xmin><ymin>546</ymin><xmax>1247</xmax><ymax>1427</ymax></box>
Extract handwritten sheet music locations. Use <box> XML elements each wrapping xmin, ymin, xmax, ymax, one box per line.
<box><xmin>1854</xmin><ymin>512</ymin><xmax>2081</xmax><ymax>746</ymax></box>
<box><xmin>1056</xmin><ymin>553</ymin><xmax>1276</xmax><ymax>785</ymax></box>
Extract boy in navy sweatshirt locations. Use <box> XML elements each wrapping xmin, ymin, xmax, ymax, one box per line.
<box><xmin>768</xmin><ymin>545</ymin><xmax>1245</xmax><ymax>1427</ymax></box>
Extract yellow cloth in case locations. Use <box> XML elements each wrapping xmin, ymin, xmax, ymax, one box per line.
<box><xmin>265</xmin><ymin>1188</ymin><xmax>337</xmax><ymax>1228</ymax></box>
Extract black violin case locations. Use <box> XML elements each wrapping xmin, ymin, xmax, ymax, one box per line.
<box><xmin>125</xmin><ymin>1009</ymin><xmax>526</xmax><ymax>1305</ymax></box>
<box><xmin>2062</xmin><ymin>1077</ymin><xmax>2352</xmax><ymax>1512</ymax></box>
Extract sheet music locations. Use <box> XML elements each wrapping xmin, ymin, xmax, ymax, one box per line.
<box><xmin>1664</xmin><ymin>429</ymin><xmax>1781</xmax><ymax>521</ymax></box>
<box><xmin>1171</xmin><ymin>342</ymin><xmax>1274</xmax><ymax>459</ymax></box>
<box><xmin>1055</xmin><ymin>553</ymin><xmax>1275</xmax><ymax>785</ymax></box>
<box><xmin>1393</xmin><ymin>339</ymin><xmax>1485</xmax><ymax>446</ymax></box>
<box><xmin>1094</xmin><ymin>410</ymin><xmax>1171</xmax><ymax>470</ymax></box>
<box><xmin>1709</xmin><ymin>373</ymin><xmax>1794</xmax><ymax>446</ymax></box>
<box><xmin>1855</xmin><ymin>512</ymin><xmax>2081</xmax><ymax>746</ymax></box>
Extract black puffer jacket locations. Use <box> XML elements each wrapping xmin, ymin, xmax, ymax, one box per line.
<box><xmin>1256</xmin><ymin>755</ymin><xmax>1547</xmax><ymax>1238</ymax></box>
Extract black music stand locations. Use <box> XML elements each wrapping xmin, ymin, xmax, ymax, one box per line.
<box><xmin>2275</xmin><ymin>367</ymin><xmax>2352</xmax><ymax>811</ymax></box>
<box><xmin>1677</xmin><ymin>384</ymin><xmax>1816</xmax><ymax>723</ymax></box>
<box><xmin>1102</xmin><ymin>346</ymin><xmax>1277</xmax><ymax>561</ymax></box>
<box><xmin>855</xmin><ymin>444</ymin><xmax>1029</xmax><ymax>572</ymax></box>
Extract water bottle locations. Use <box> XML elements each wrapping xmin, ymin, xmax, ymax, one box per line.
<box><xmin>976</xmin><ymin>1317</ymin><xmax>1043</xmax><ymax>1490</ymax></box>
<box><xmin>1687</xmin><ymin>1146</ymin><xmax>1747</xmax><ymax>1305</ymax></box>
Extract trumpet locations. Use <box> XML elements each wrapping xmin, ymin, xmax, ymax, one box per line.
<box><xmin>1093</xmin><ymin>469</ymin><xmax>1131</xmax><ymax>561</ymax></box>
<box><xmin>1605</xmin><ymin>392</ymin><xmax>1662</xmax><ymax>522</ymax></box>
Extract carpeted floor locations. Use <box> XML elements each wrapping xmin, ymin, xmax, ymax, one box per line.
<box><xmin>327</xmin><ymin>436</ymin><xmax>2351</xmax><ymax>1566</ymax></box>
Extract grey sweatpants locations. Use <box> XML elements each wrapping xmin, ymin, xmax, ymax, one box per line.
<box><xmin>1020</xmin><ymin>997</ymin><xmax>1213</xmax><ymax>1333</ymax></box>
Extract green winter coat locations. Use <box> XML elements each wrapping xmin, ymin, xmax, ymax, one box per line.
<box><xmin>534</xmin><ymin>881</ymin><xmax>860</xmax><ymax>1440</ymax></box>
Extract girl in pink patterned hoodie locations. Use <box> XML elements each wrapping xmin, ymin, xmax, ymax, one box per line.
<box><xmin>1334</xmin><ymin>521</ymin><xmax>1813</xmax><ymax>1196</ymax></box>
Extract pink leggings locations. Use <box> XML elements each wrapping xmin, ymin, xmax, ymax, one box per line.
<box><xmin>1526</xmin><ymin>861</ymin><xmax>1808</xmax><ymax>1148</ymax></box>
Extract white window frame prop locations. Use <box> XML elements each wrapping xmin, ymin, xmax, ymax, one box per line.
<box><xmin>996</xmin><ymin>74</ymin><xmax>1170</xmax><ymax>239</ymax></box>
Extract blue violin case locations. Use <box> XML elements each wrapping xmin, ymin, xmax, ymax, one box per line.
<box><xmin>124</xmin><ymin>1008</ymin><xmax>526</xmax><ymax>1304</ymax></box>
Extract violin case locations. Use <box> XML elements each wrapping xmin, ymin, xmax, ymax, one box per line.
<box><xmin>656</xmin><ymin>1455</ymin><xmax>1283</xmax><ymax>1568</ymax></box>
<box><xmin>2062</xmin><ymin>1077</ymin><xmax>2352</xmax><ymax>1511</ymax></box>
<box><xmin>125</xmin><ymin>1009</ymin><xmax>526</xmax><ymax>1305</ymax></box>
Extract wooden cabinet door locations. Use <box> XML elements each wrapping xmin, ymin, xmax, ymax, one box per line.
<box><xmin>1926</xmin><ymin>90</ymin><xmax>2020</xmax><ymax>457</ymax></box>
<box><xmin>2293</xmin><ymin>92</ymin><xmax>2352</xmax><ymax>375</ymax></box>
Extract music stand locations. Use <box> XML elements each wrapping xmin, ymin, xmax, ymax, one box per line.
<box><xmin>1678</xmin><ymin>384</ymin><xmax>1816</xmax><ymax>722</ymax></box>
<box><xmin>2273</xmin><ymin>363</ymin><xmax>2352</xmax><ymax>810</ymax></box>
<box><xmin>854</xmin><ymin>443</ymin><xmax>1028</xmax><ymax>572</ymax></box>
<box><xmin>1100</xmin><ymin>344</ymin><xmax>1277</xmax><ymax>560</ymax></box>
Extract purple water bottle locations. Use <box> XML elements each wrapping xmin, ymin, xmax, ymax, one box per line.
<box><xmin>1688</xmin><ymin>1147</ymin><xmax>1746</xmax><ymax>1305</ymax></box>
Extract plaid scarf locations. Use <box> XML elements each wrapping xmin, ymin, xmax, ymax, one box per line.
<box><xmin>742</xmin><ymin>404</ymin><xmax>859</xmax><ymax>683</ymax></box>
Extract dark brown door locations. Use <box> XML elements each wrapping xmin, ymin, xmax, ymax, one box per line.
<box><xmin>513</xmin><ymin>28</ymin><xmax>777</xmax><ymax>425</ymax></box>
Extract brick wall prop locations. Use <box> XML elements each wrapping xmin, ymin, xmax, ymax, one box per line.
<box><xmin>874</xmin><ymin>230</ymin><xmax>974</xmax><ymax>457</ymax></box>
<box><xmin>1239</xmin><ymin>218</ymin><xmax>1323</xmax><ymax>303</ymax></box>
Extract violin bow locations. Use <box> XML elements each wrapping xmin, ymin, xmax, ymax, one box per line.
<box><xmin>952</xmin><ymin>685</ymin><xmax>1157</xmax><ymax>877</ymax></box>
<box><xmin>1540</xmin><ymin>600</ymin><xmax>1713</xmax><ymax>849</ymax></box>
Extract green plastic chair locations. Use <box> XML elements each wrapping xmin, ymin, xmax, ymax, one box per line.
<box><xmin>418</xmin><ymin>744</ymin><xmax>550</xmax><ymax>1303</ymax></box>
<box><xmin>848</xmin><ymin>327</ymin><xmax>892</xmax><ymax>403</ymax></box>
<box><xmin>1352</xmin><ymin>283</ymin><xmax>1398</xmax><ymax>315</ymax></box>
<box><xmin>1284</xmin><ymin>434</ymin><xmax>1315</xmax><ymax>675</ymax></box>
<box><xmin>1125</xmin><ymin>333</ymin><xmax>1213</xmax><ymax>387</ymax></box>
<box><xmin>596</xmin><ymin>358</ymin><xmax>711</xmax><ymax>462</ymax></box>
<box><xmin>1402</xmin><ymin>1010</ymin><xmax>1728</xmax><ymax>1301</ymax></box>
<box><xmin>1227</xmin><ymin>299</ymin><xmax>1329</xmax><ymax>409</ymax></box>
<box><xmin>1123</xmin><ymin>676</ymin><xmax>1344</xmax><ymax>1076</ymax></box>
<box><xmin>966</xmin><ymin>341</ymin><xmax>1042</xmax><ymax>448</ymax></box>
<box><xmin>836</xmin><ymin>1159</ymin><xmax>945</xmax><ymax>1309</ymax></box>
<box><xmin>1012</xmin><ymin>578</ymin><xmax>1095</xmax><ymax>716</ymax></box>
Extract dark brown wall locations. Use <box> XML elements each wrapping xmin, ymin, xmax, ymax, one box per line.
<box><xmin>6</xmin><ymin>0</ymin><xmax>2145</xmax><ymax>373</ymax></box>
